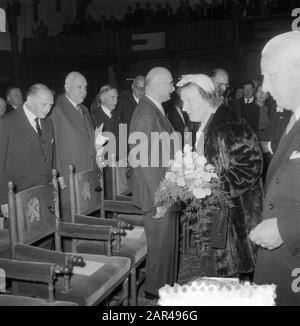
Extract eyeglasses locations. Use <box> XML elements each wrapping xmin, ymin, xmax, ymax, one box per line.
<box><xmin>133</xmin><ymin>84</ymin><xmax>145</xmax><ymax>92</ymax></box>
<box><xmin>216</xmin><ymin>82</ymin><xmax>229</xmax><ymax>89</ymax></box>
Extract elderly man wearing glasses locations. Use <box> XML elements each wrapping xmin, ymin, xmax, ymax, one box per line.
<box><xmin>117</xmin><ymin>75</ymin><xmax>146</xmax><ymax>129</ymax></box>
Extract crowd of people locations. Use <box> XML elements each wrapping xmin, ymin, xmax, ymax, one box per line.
<box><xmin>58</xmin><ymin>0</ymin><xmax>298</xmax><ymax>36</ymax></box>
<box><xmin>1</xmin><ymin>30</ymin><xmax>300</xmax><ymax>306</ymax></box>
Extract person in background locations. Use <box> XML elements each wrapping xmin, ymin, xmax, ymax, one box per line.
<box><xmin>90</xmin><ymin>85</ymin><xmax>120</xmax><ymax>199</ymax></box>
<box><xmin>0</xmin><ymin>97</ymin><xmax>6</xmax><ymax>116</ymax></box>
<box><xmin>50</xmin><ymin>71</ymin><xmax>95</xmax><ymax>238</ymax></box>
<box><xmin>5</xmin><ymin>87</ymin><xmax>23</xmax><ymax>113</ymax></box>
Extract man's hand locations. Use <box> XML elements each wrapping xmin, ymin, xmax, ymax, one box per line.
<box><xmin>249</xmin><ymin>218</ymin><xmax>283</xmax><ymax>250</ymax></box>
<box><xmin>153</xmin><ymin>205</ymin><xmax>168</xmax><ymax>220</ymax></box>
<box><xmin>1</xmin><ymin>204</ymin><xmax>8</xmax><ymax>218</ymax></box>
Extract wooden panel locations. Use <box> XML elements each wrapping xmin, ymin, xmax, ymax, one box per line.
<box><xmin>75</xmin><ymin>170</ymin><xmax>101</xmax><ymax>215</ymax></box>
<box><xmin>15</xmin><ymin>185</ymin><xmax>56</xmax><ymax>245</ymax></box>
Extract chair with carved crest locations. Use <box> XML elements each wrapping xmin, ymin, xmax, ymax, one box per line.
<box><xmin>7</xmin><ymin>170</ymin><xmax>131</xmax><ymax>306</ymax></box>
<box><xmin>68</xmin><ymin>165</ymin><xmax>147</xmax><ymax>306</ymax></box>
<box><xmin>0</xmin><ymin>258</ymin><xmax>78</xmax><ymax>306</ymax></box>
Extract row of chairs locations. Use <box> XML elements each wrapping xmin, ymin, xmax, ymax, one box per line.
<box><xmin>0</xmin><ymin>163</ymin><xmax>147</xmax><ymax>306</ymax></box>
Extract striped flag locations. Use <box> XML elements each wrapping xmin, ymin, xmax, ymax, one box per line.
<box><xmin>132</xmin><ymin>32</ymin><xmax>165</xmax><ymax>51</ymax></box>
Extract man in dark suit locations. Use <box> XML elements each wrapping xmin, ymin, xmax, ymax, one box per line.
<box><xmin>50</xmin><ymin>72</ymin><xmax>95</xmax><ymax>222</ymax></box>
<box><xmin>129</xmin><ymin>67</ymin><xmax>180</xmax><ymax>300</ymax></box>
<box><xmin>117</xmin><ymin>75</ymin><xmax>145</xmax><ymax>129</ymax></box>
<box><xmin>164</xmin><ymin>93</ymin><xmax>190</xmax><ymax>145</ymax></box>
<box><xmin>5</xmin><ymin>87</ymin><xmax>23</xmax><ymax>113</ymax></box>
<box><xmin>250</xmin><ymin>31</ymin><xmax>300</xmax><ymax>306</ymax></box>
<box><xmin>90</xmin><ymin>85</ymin><xmax>119</xmax><ymax>199</ymax></box>
<box><xmin>210</xmin><ymin>68</ymin><xmax>238</xmax><ymax>119</ymax></box>
<box><xmin>233</xmin><ymin>80</ymin><xmax>261</xmax><ymax>133</ymax></box>
<box><xmin>0</xmin><ymin>84</ymin><xmax>54</xmax><ymax>216</ymax></box>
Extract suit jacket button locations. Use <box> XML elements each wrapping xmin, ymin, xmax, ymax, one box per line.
<box><xmin>269</xmin><ymin>203</ymin><xmax>274</xmax><ymax>210</ymax></box>
<box><xmin>276</xmin><ymin>178</ymin><xmax>280</xmax><ymax>184</ymax></box>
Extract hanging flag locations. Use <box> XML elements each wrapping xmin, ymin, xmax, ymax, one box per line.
<box><xmin>132</xmin><ymin>32</ymin><xmax>165</xmax><ymax>51</ymax></box>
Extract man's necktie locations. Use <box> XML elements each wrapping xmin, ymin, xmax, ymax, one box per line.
<box><xmin>76</xmin><ymin>105</ymin><xmax>83</xmax><ymax>115</ymax></box>
<box><xmin>35</xmin><ymin>118</ymin><xmax>42</xmax><ymax>136</ymax></box>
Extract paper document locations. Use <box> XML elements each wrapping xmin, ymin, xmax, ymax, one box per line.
<box><xmin>73</xmin><ymin>260</ymin><xmax>104</xmax><ymax>276</ymax></box>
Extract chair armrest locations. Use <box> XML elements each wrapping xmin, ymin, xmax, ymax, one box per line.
<box><xmin>75</xmin><ymin>215</ymin><xmax>133</xmax><ymax>230</ymax></box>
<box><xmin>0</xmin><ymin>257</ymin><xmax>66</xmax><ymax>283</ymax></box>
<box><xmin>103</xmin><ymin>200</ymin><xmax>143</xmax><ymax>214</ymax></box>
<box><xmin>58</xmin><ymin>222</ymin><xmax>114</xmax><ymax>241</ymax></box>
<box><xmin>14</xmin><ymin>244</ymin><xmax>83</xmax><ymax>269</ymax></box>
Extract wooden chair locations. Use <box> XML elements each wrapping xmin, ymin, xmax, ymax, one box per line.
<box><xmin>0</xmin><ymin>258</ymin><xmax>78</xmax><ymax>306</ymax></box>
<box><xmin>111</xmin><ymin>157</ymin><xmax>144</xmax><ymax>227</ymax></box>
<box><xmin>111</xmin><ymin>157</ymin><xmax>190</xmax><ymax>252</ymax></box>
<box><xmin>69</xmin><ymin>165</ymin><xmax>147</xmax><ymax>306</ymax></box>
<box><xmin>7</xmin><ymin>170</ymin><xmax>131</xmax><ymax>306</ymax></box>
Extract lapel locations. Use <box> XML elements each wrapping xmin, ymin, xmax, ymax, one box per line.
<box><xmin>265</xmin><ymin>118</ymin><xmax>300</xmax><ymax>190</ymax></box>
<box><xmin>40</xmin><ymin>118</ymin><xmax>53</xmax><ymax>158</ymax></box>
<box><xmin>143</xmin><ymin>96</ymin><xmax>174</xmax><ymax>134</ymax></box>
<box><xmin>61</xmin><ymin>95</ymin><xmax>91</xmax><ymax>139</ymax></box>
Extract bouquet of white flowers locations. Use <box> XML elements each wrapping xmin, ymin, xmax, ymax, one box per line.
<box><xmin>154</xmin><ymin>144</ymin><xmax>232</xmax><ymax>256</ymax></box>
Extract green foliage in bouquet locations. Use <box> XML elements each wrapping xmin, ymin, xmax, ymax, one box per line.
<box><xmin>154</xmin><ymin>145</ymin><xmax>233</xmax><ymax>256</ymax></box>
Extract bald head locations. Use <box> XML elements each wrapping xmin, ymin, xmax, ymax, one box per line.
<box><xmin>261</xmin><ymin>31</ymin><xmax>300</xmax><ymax>110</ymax></box>
<box><xmin>132</xmin><ymin>75</ymin><xmax>146</xmax><ymax>99</ymax></box>
<box><xmin>145</xmin><ymin>67</ymin><xmax>174</xmax><ymax>103</ymax></box>
<box><xmin>210</xmin><ymin>68</ymin><xmax>229</xmax><ymax>97</ymax></box>
<box><xmin>0</xmin><ymin>97</ymin><xmax>6</xmax><ymax>116</ymax></box>
<box><xmin>25</xmin><ymin>84</ymin><xmax>54</xmax><ymax>119</ymax></box>
<box><xmin>65</xmin><ymin>71</ymin><xmax>87</xmax><ymax>105</ymax></box>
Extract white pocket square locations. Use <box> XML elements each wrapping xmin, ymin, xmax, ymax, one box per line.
<box><xmin>290</xmin><ymin>151</ymin><xmax>300</xmax><ymax>160</ymax></box>
<box><xmin>50</xmin><ymin>138</ymin><xmax>54</xmax><ymax>144</ymax></box>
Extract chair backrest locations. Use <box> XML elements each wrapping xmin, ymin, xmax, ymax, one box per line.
<box><xmin>8</xmin><ymin>171</ymin><xmax>61</xmax><ymax>258</ymax></box>
<box><xmin>69</xmin><ymin>165</ymin><xmax>103</xmax><ymax>217</ymax></box>
<box><xmin>111</xmin><ymin>159</ymin><xmax>132</xmax><ymax>201</ymax></box>
<box><xmin>9</xmin><ymin>184</ymin><xmax>57</xmax><ymax>246</ymax></box>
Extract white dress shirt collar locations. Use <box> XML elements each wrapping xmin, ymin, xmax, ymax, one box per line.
<box><xmin>133</xmin><ymin>93</ymin><xmax>139</xmax><ymax>104</ymax></box>
<box><xmin>65</xmin><ymin>94</ymin><xmax>80</xmax><ymax>110</ymax></box>
<box><xmin>244</xmin><ymin>97</ymin><xmax>254</xmax><ymax>104</ymax></box>
<box><xmin>294</xmin><ymin>106</ymin><xmax>300</xmax><ymax>121</ymax></box>
<box><xmin>101</xmin><ymin>105</ymin><xmax>112</xmax><ymax>119</ymax></box>
<box><xmin>23</xmin><ymin>104</ymin><xmax>40</xmax><ymax>133</ymax></box>
<box><xmin>145</xmin><ymin>95</ymin><xmax>165</xmax><ymax>116</ymax></box>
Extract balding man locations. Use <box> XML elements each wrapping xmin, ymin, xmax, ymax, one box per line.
<box><xmin>0</xmin><ymin>84</ymin><xmax>55</xmax><ymax>212</ymax></box>
<box><xmin>129</xmin><ymin>67</ymin><xmax>179</xmax><ymax>300</ymax></box>
<box><xmin>5</xmin><ymin>87</ymin><xmax>23</xmax><ymax>113</ymax></box>
<box><xmin>0</xmin><ymin>97</ymin><xmax>6</xmax><ymax>116</ymax></box>
<box><xmin>117</xmin><ymin>75</ymin><xmax>145</xmax><ymax>128</ymax></box>
<box><xmin>90</xmin><ymin>85</ymin><xmax>120</xmax><ymax>199</ymax></box>
<box><xmin>50</xmin><ymin>72</ymin><xmax>95</xmax><ymax>224</ymax></box>
<box><xmin>249</xmin><ymin>31</ymin><xmax>300</xmax><ymax>306</ymax></box>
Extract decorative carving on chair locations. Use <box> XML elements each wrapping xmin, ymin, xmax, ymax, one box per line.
<box><xmin>27</xmin><ymin>197</ymin><xmax>40</xmax><ymax>223</ymax></box>
<box><xmin>81</xmin><ymin>181</ymin><xmax>91</xmax><ymax>201</ymax></box>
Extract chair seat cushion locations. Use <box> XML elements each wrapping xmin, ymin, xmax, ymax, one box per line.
<box><xmin>116</xmin><ymin>214</ymin><xmax>144</xmax><ymax>227</ymax></box>
<box><xmin>0</xmin><ymin>230</ymin><xmax>10</xmax><ymax>258</ymax></box>
<box><xmin>16</xmin><ymin>253</ymin><xmax>131</xmax><ymax>306</ymax></box>
<box><xmin>77</xmin><ymin>227</ymin><xmax>147</xmax><ymax>265</ymax></box>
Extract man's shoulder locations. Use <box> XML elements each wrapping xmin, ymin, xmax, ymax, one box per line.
<box><xmin>1</xmin><ymin>107</ymin><xmax>23</xmax><ymax>125</ymax></box>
